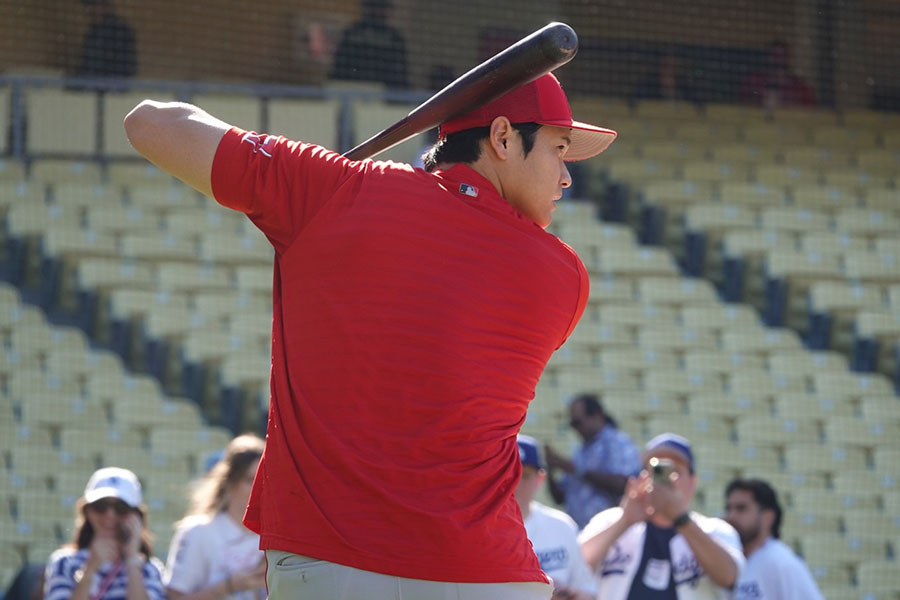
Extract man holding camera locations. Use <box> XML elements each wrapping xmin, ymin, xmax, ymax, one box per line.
<box><xmin>577</xmin><ymin>433</ymin><xmax>744</xmax><ymax>599</ymax></box>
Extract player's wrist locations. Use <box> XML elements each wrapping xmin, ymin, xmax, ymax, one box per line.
<box><xmin>672</xmin><ymin>511</ymin><xmax>691</xmax><ymax>529</ymax></box>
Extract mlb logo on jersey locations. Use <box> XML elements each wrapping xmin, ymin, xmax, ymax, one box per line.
<box><xmin>459</xmin><ymin>183</ymin><xmax>479</xmax><ymax>197</ymax></box>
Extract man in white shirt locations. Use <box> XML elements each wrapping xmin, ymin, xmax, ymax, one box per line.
<box><xmin>516</xmin><ymin>435</ymin><xmax>597</xmax><ymax>600</ymax></box>
<box><xmin>724</xmin><ymin>478</ymin><xmax>823</xmax><ymax>600</ymax></box>
<box><xmin>578</xmin><ymin>433</ymin><xmax>744</xmax><ymax>599</ymax></box>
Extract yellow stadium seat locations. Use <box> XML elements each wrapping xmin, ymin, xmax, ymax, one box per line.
<box><xmin>680</xmin><ymin>304</ymin><xmax>760</xmax><ymax>331</ymax></box>
<box><xmin>756</xmin><ymin>164</ymin><xmax>822</xmax><ymax>187</ymax></box>
<box><xmin>190</xmin><ymin>93</ymin><xmax>262</xmax><ymax>132</ymax></box>
<box><xmin>704</xmin><ymin>103</ymin><xmax>767</xmax><ymax>124</ymax></box>
<box><xmin>794</xmin><ymin>489</ymin><xmax>879</xmax><ymax>514</ymax></box>
<box><xmin>49</xmin><ymin>182</ymin><xmax>121</xmax><ymax>209</ymax></box>
<box><xmin>843</xmin><ymin>511</ymin><xmax>900</xmax><ymax>539</ymax></box>
<box><xmin>855</xmin><ymin>560</ymin><xmax>900</xmax><ymax>594</ymax></box>
<box><xmin>681</xmin><ymin>160</ymin><xmax>752</xmax><ymax>184</ymax></box>
<box><xmin>675</xmin><ymin>121</ymin><xmax>743</xmax><ymax>144</ymax></box>
<box><xmin>860</xmin><ymin>396</ymin><xmax>900</xmax><ymax>427</ymax></box>
<box><xmin>727</xmin><ymin>369</ymin><xmax>807</xmax><ymax>395</ymax></box>
<box><xmin>641</xmin><ymin>179</ymin><xmax>716</xmax><ymax>209</ymax></box>
<box><xmin>801</xmin><ymin>232</ymin><xmax>870</xmax><ymax>256</ymax></box>
<box><xmin>791</xmin><ymin>185</ymin><xmax>860</xmax><ymax>213</ymax></box>
<box><xmin>586</xmin><ymin>276</ymin><xmax>635</xmax><ymax>304</ymax></box>
<box><xmin>843</xmin><ymin>252</ymin><xmax>900</xmax><ymax>285</ymax></box>
<box><xmin>31</xmin><ymin>158</ymin><xmax>103</xmax><ymax>185</ymax></box>
<box><xmin>692</xmin><ymin>440</ymin><xmax>779</xmax><ymax>471</ymax></box>
<box><xmin>108</xmin><ymin>162</ymin><xmax>176</xmax><ymax>187</ymax></box>
<box><xmin>566</xmin><ymin>321</ymin><xmax>633</xmax><ymax>350</ymax></box>
<box><xmin>835</xmin><ymin>210</ymin><xmax>900</xmax><ymax>238</ymax></box>
<box><xmin>75</xmin><ymin>258</ymin><xmax>155</xmax><ymax>293</ymax></box>
<box><xmin>831</xmin><ymin>472</ymin><xmax>897</xmax><ymax>496</ymax></box>
<box><xmin>856</xmin><ymin>151</ymin><xmax>900</xmax><ymax>176</ymax></box>
<box><xmin>148</xmin><ymin>427</ymin><xmax>233</xmax><ymax>460</ymax></box>
<box><xmin>783</xmin><ymin>147</ymin><xmax>856</xmax><ymax>171</ymax></box>
<box><xmin>760</xmin><ymin>207</ymin><xmax>831</xmax><ymax>234</ymax></box>
<box><xmin>738</xmin><ymin>416</ymin><xmax>819</xmax><ymax>446</ymax></box>
<box><xmin>597</xmin><ymin>347</ymin><xmax>679</xmax><ymax>374</ymax></box>
<box><xmin>811</xmin><ymin>371</ymin><xmax>894</xmax><ymax>398</ymax></box>
<box><xmin>637</xmin><ymin>326</ymin><xmax>718</xmax><ymax>353</ymax></box>
<box><xmin>267</xmin><ymin>96</ymin><xmax>341</xmax><ymax>150</ymax></box>
<box><xmin>6</xmin><ymin>202</ymin><xmax>79</xmax><ymax>237</ymax></box>
<box><xmin>644</xmin><ymin>413</ymin><xmax>732</xmax><ymax>443</ymax></box>
<box><xmin>85</xmin><ymin>205</ymin><xmax>158</xmax><ymax>235</ymax></box>
<box><xmin>103</xmin><ymin>90</ymin><xmax>177</xmax><ymax>157</ymax></box>
<box><xmin>720</xmin><ymin>326</ymin><xmax>803</xmax><ymax>353</ymax></box>
<box><xmin>25</xmin><ymin>88</ymin><xmax>97</xmax><ymax>155</ymax></box>
<box><xmin>156</xmin><ymin>263</ymin><xmax>232</xmax><ymax>294</ymax></box>
<box><xmin>125</xmin><ymin>182</ymin><xmax>204</xmax><ymax>213</ymax></box>
<box><xmin>605</xmin><ymin>158</ymin><xmax>680</xmax><ymax>185</ymax></box>
<box><xmin>742</xmin><ymin>122</ymin><xmax>811</xmax><ymax>146</ymax></box>
<box><xmin>0</xmin><ymin>159</ymin><xmax>27</xmax><ymax>182</ymax></box>
<box><xmin>823</xmin><ymin>168</ymin><xmax>894</xmax><ymax>191</ymax></box>
<box><xmin>824</xmin><ymin>416</ymin><xmax>899</xmax><ymax>448</ymax></box>
<box><xmin>352</xmin><ymin>99</ymin><xmax>423</xmax><ymax>164</ymax></box>
<box><xmin>709</xmin><ymin>142</ymin><xmax>779</xmax><ymax>165</ymax></box>
<box><xmin>684</xmin><ymin>351</ymin><xmax>766</xmax><ymax>375</ymax></box>
<box><xmin>600</xmin><ymin>391</ymin><xmax>683</xmax><ymax>421</ymax></box>
<box><xmin>42</xmin><ymin>226</ymin><xmax>118</xmax><ymax>262</ymax></box>
<box><xmin>773</xmin><ymin>393</ymin><xmax>855</xmax><ymax>420</ymax></box>
<box><xmin>719</xmin><ymin>181</ymin><xmax>789</xmax><ymax>208</ymax></box>
<box><xmin>800</xmin><ymin>533</ymin><xmax>886</xmax><ymax>567</ymax></box>
<box><xmin>200</xmin><ymin>231</ymin><xmax>273</xmax><ymax>266</ymax></box>
<box><xmin>161</xmin><ymin>207</ymin><xmax>245</xmax><ymax>238</ymax></box>
<box><xmin>812</xmin><ymin>126</ymin><xmax>880</xmax><ymax>150</ymax></box>
<box><xmin>782</xmin><ymin>442</ymin><xmax>867</xmax><ymax>474</ymax></box>
<box><xmin>597</xmin><ymin>247</ymin><xmax>679</xmax><ymax>278</ymax></box>
<box><xmin>597</xmin><ymin>303</ymin><xmax>679</xmax><ymax>329</ymax></box>
<box><xmin>120</xmin><ymin>232</ymin><xmax>197</xmax><ymax>263</ymax></box>
<box><xmin>684</xmin><ymin>203</ymin><xmax>757</xmax><ymax>235</ymax></box>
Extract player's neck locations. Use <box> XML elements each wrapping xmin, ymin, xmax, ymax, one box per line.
<box><xmin>743</xmin><ymin>533</ymin><xmax>770</xmax><ymax>557</ymax></box>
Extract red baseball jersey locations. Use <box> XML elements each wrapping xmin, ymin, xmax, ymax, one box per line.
<box><xmin>210</xmin><ymin>127</ymin><xmax>589</xmax><ymax>583</ymax></box>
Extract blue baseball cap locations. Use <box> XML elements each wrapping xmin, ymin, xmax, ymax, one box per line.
<box><xmin>643</xmin><ymin>432</ymin><xmax>694</xmax><ymax>473</ymax></box>
<box><xmin>517</xmin><ymin>434</ymin><xmax>543</xmax><ymax>469</ymax></box>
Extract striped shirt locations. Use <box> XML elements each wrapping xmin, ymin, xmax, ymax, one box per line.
<box><xmin>44</xmin><ymin>548</ymin><xmax>165</xmax><ymax>600</ymax></box>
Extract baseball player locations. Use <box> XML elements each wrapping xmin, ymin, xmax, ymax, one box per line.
<box><xmin>724</xmin><ymin>478</ymin><xmax>823</xmax><ymax>600</ymax></box>
<box><xmin>516</xmin><ymin>435</ymin><xmax>598</xmax><ymax>600</ymax></box>
<box><xmin>124</xmin><ymin>72</ymin><xmax>616</xmax><ymax>599</ymax></box>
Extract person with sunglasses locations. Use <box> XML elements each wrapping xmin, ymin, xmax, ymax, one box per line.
<box><xmin>44</xmin><ymin>467</ymin><xmax>165</xmax><ymax>600</ymax></box>
<box><xmin>544</xmin><ymin>393</ymin><xmax>642</xmax><ymax>530</ymax></box>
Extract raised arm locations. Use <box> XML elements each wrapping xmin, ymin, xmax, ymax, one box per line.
<box><xmin>123</xmin><ymin>100</ymin><xmax>232</xmax><ymax>198</ymax></box>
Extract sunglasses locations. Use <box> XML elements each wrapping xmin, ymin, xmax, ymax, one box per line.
<box><xmin>88</xmin><ymin>498</ymin><xmax>132</xmax><ymax>515</ymax></box>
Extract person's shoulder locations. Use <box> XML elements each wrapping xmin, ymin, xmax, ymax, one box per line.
<box><xmin>693</xmin><ymin>512</ymin><xmax>738</xmax><ymax>535</ymax></box>
<box><xmin>47</xmin><ymin>546</ymin><xmax>79</xmax><ymax>564</ymax></box>
<box><xmin>578</xmin><ymin>506</ymin><xmax>624</xmax><ymax>539</ymax></box>
<box><xmin>758</xmin><ymin>538</ymin><xmax>804</xmax><ymax>565</ymax></box>
<box><xmin>175</xmin><ymin>513</ymin><xmax>216</xmax><ymax>535</ymax></box>
<box><xmin>532</xmin><ymin>501</ymin><xmax>579</xmax><ymax>531</ymax></box>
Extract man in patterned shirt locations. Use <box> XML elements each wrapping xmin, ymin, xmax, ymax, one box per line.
<box><xmin>545</xmin><ymin>393</ymin><xmax>641</xmax><ymax>529</ymax></box>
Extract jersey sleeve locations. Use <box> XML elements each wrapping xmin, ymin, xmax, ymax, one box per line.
<box><xmin>210</xmin><ymin>127</ymin><xmax>361</xmax><ymax>253</ymax></box>
<box><xmin>43</xmin><ymin>551</ymin><xmax>76</xmax><ymax>600</ymax></box>
<box><xmin>164</xmin><ymin>522</ymin><xmax>208</xmax><ymax>593</ymax></box>
<box><xmin>704</xmin><ymin>517</ymin><xmax>746</xmax><ymax>575</ymax></box>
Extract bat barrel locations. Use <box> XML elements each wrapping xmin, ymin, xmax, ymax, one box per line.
<box><xmin>343</xmin><ymin>22</ymin><xmax>579</xmax><ymax>161</ymax></box>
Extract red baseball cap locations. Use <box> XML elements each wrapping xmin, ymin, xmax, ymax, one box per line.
<box><xmin>438</xmin><ymin>73</ymin><xmax>617</xmax><ymax>162</ymax></box>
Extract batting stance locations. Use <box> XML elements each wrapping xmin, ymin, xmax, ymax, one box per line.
<box><xmin>124</xmin><ymin>72</ymin><xmax>615</xmax><ymax>600</ymax></box>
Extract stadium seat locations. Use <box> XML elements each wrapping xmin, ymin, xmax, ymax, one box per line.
<box><xmin>680</xmin><ymin>304</ymin><xmax>760</xmax><ymax>331</ymax></box>
<box><xmin>843</xmin><ymin>511</ymin><xmax>900</xmax><ymax>539</ymax></box>
<box><xmin>835</xmin><ymin>210</ymin><xmax>900</xmax><ymax>238</ymax></box>
<box><xmin>726</xmin><ymin>369</ymin><xmax>807</xmax><ymax>395</ymax></box>
<box><xmin>691</xmin><ymin>440</ymin><xmax>780</xmax><ymax>472</ymax></box>
<box><xmin>190</xmin><ymin>93</ymin><xmax>262</xmax><ymax>132</ymax></box>
<box><xmin>597</xmin><ymin>347</ymin><xmax>679</xmax><ymax>374</ymax></box>
<box><xmin>823</xmin><ymin>168</ymin><xmax>894</xmax><ymax>191</ymax></box>
<box><xmin>637</xmin><ymin>326</ymin><xmax>718</xmax><ymax>353</ymax></box>
<box><xmin>856</xmin><ymin>152</ymin><xmax>900</xmax><ymax>179</ymax></box>
<box><xmin>681</xmin><ymin>160</ymin><xmax>752</xmax><ymax>184</ymax></box>
<box><xmin>742</xmin><ymin>122</ymin><xmax>810</xmax><ymax>146</ymax></box>
<box><xmin>755</xmin><ymin>164</ymin><xmax>821</xmax><ymax>188</ymax></box>
<box><xmin>737</xmin><ymin>416</ymin><xmax>820</xmax><ymax>446</ymax></box>
<box><xmin>719</xmin><ymin>181</ymin><xmax>789</xmax><ymax>208</ymax></box>
<box><xmin>860</xmin><ymin>395</ymin><xmax>900</xmax><ymax>427</ymax></box>
<box><xmin>598</xmin><ymin>303</ymin><xmax>679</xmax><ymax>328</ymax></box>
<box><xmin>782</xmin><ymin>147</ymin><xmax>855</xmax><ymax>170</ymax></box>
<box><xmin>812</xmin><ymin>126</ymin><xmax>880</xmax><ymax>150</ymax></box>
<box><xmin>352</xmin><ymin>99</ymin><xmax>423</xmax><ymax>164</ymax></box>
<box><xmin>824</xmin><ymin>415</ymin><xmax>899</xmax><ymax>448</ymax></box>
<box><xmin>683</xmin><ymin>203</ymin><xmax>757</xmax><ymax>276</ymax></box>
<box><xmin>782</xmin><ymin>442</ymin><xmax>867</xmax><ymax>474</ymax></box>
<box><xmin>831</xmin><ymin>472</ymin><xmax>897</xmax><ymax>497</ymax></box>
<box><xmin>773</xmin><ymin>393</ymin><xmax>855</xmax><ymax>420</ymax></box>
<box><xmin>597</xmin><ymin>247</ymin><xmax>679</xmax><ymax>278</ymax></box>
<box><xmin>791</xmin><ymin>184</ymin><xmax>859</xmax><ymax>214</ymax></box>
<box><xmin>156</xmin><ymin>263</ymin><xmax>232</xmax><ymax>294</ymax></box>
<box><xmin>600</xmin><ymin>391</ymin><xmax>683</xmax><ymax>422</ymax></box>
<box><xmin>855</xmin><ymin>560</ymin><xmax>900</xmax><ymax>595</ymax></box>
<box><xmin>586</xmin><ymin>276</ymin><xmax>636</xmax><ymax>304</ymax></box>
<box><xmin>764</xmin><ymin>249</ymin><xmax>843</xmax><ymax>327</ymax></box>
<box><xmin>852</xmin><ymin>310</ymin><xmax>900</xmax><ymax>373</ymax></box>
<box><xmin>125</xmin><ymin>182</ymin><xmax>204</xmax><ymax>214</ymax></box>
<box><xmin>644</xmin><ymin>413</ymin><xmax>732</xmax><ymax>443</ymax></box>
<box><xmin>24</xmin><ymin>88</ymin><xmax>97</xmax><ymax>155</ymax></box>
<box><xmin>811</xmin><ymin>371</ymin><xmax>894</xmax><ymax>398</ymax></box>
<box><xmin>200</xmin><ymin>231</ymin><xmax>273</xmax><ymax>266</ymax></box>
<box><xmin>636</xmin><ymin>276</ymin><xmax>719</xmax><ymax>307</ymax></box>
<box><xmin>761</xmin><ymin>207</ymin><xmax>831</xmax><ymax>234</ymax></box>
<box><xmin>683</xmin><ymin>351</ymin><xmax>766</xmax><ymax>375</ymax></box>
<box><xmin>605</xmin><ymin>158</ymin><xmax>680</xmax><ymax>186</ymax></box>
<box><xmin>767</xmin><ymin>350</ymin><xmax>849</xmax><ymax>375</ymax></box>
<box><xmin>108</xmin><ymin>162</ymin><xmax>176</xmax><ymax>187</ymax></box>
<box><xmin>720</xmin><ymin>326</ymin><xmax>803</xmax><ymax>353</ymax></box>
<box><xmin>794</xmin><ymin>489</ymin><xmax>879</xmax><ymax>514</ymax></box>
<box><xmin>709</xmin><ymin>142</ymin><xmax>779</xmax><ymax>165</ymax></box>
<box><xmin>267</xmin><ymin>96</ymin><xmax>341</xmax><ymax>150</ymax></box>
<box><xmin>800</xmin><ymin>532</ymin><xmax>886</xmax><ymax>567</ymax></box>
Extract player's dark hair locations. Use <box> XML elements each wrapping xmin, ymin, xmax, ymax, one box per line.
<box><xmin>422</xmin><ymin>122</ymin><xmax>541</xmax><ymax>172</ymax></box>
<box><xmin>572</xmin><ymin>393</ymin><xmax>618</xmax><ymax>429</ymax></box>
<box><xmin>726</xmin><ymin>478</ymin><xmax>783</xmax><ymax>539</ymax></box>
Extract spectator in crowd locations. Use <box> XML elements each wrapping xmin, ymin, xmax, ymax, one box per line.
<box><xmin>125</xmin><ymin>69</ymin><xmax>617</xmax><ymax>599</ymax></box>
<box><xmin>77</xmin><ymin>0</ymin><xmax>137</xmax><ymax>78</ymax></box>
<box><xmin>330</xmin><ymin>0</ymin><xmax>408</xmax><ymax>88</ymax></box>
<box><xmin>724</xmin><ymin>478</ymin><xmax>823</xmax><ymax>600</ymax></box>
<box><xmin>165</xmin><ymin>434</ymin><xmax>266</xmax><ymax>600</ymax></box>
<box><xmin>578</xmin><ymin>433</ymin><xmax>744</xmax><ymax>599</ymax></box>
<box><xmin>544</xmin><ymin>393</ymin><xmax>641</xmax><ymax>529</ymax></box>
<box><xmin>739</xmin><ymin>40</ymin><xmax>815</xmax><ymax>108</ymax></box>
<box><xmin>633</xmin><ymin>49</ymin><xmax>698</xmax><ymax>103</ymax></box>
<box><xmin>515</xmin><ymin>435</ymin><xmax>597</xmax><ymax>600</ymax></box>
<box><xmin>43</xmin><ymin>467</ymin><xmax>165</xmax><ymax>600</ymax></box>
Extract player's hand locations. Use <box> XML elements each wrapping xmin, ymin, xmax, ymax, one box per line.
<box><xmin>646</xmin><ymin>470</ymin><xmax>689</xmax><ymax>522</ymax></box>
<box><xmin>543</xmin><ymin>444</ymin><xmax>570</xmax><ymax>472</ymax></box>
<box><xmin>120</xmin><ymin>512</ymin><xmax>143</xmax><ymax>558</ymax></box>
<box><xmin>619</xmin><ymin>476</ymin><xmax>651</xmax><ymax>526</ymax></box>
<box><xmin>230</xmin><ymin>559</ymin><xmax>267</xmax><ymax>591</ymax></box>
<box><xmin>87</xmin><ymin>536</ymin><xmax>120</xmax><ymax>570</ymax></box>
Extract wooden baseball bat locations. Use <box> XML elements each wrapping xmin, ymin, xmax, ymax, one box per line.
<box><xmin>343</xmin><ymin>22</ymin><xmax>578</xmax><ymax>161</ymax></box>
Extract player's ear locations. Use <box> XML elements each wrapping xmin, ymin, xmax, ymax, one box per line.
<box><xmin>486</xmin><ymin>116</ymin><xmax>513</xmax><ymax>160</ymax></box>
